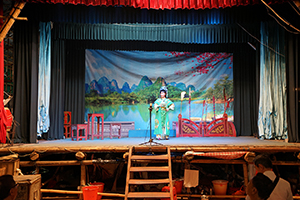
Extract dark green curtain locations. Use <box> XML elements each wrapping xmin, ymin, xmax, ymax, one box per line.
<box><xmin>286</xmin><ymin>33</ymin><xmax>300</xmax><ymax>142</ymax></box>
<box><xmin>13</xmin><ymin>21</ymin><xmax>39</xmax><ymax>143</ymax></box>
<box><xmin>47</xmin><ymin>39</ymin><xmax>66</xmax><ymax>140</ymax></box>
<box><xmin>64</xmin><ymin>41</ymin><xmax>85</xmax><ymax>125</ymax></box>
<box><xmin>53</xmin><ymin>22</ymin><xmax>258</xmax><ymax>44</ymax></box>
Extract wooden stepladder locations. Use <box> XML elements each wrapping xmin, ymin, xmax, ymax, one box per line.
<box><xmin>125</xmin><ymin>146</ymin><xmax>174</xmax><ymax>200</ymax></box>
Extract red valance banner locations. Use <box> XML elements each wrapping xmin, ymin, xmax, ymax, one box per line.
<box><xmin>21</xmin><ymin>0</ymin><xmax>290</xmax><ymax>9</ymax></box>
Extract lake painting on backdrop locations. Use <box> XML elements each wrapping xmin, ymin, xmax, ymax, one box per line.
<box><xmin>85</xmin><ymin>50</ymin><xmax>234</xmax><ymax>130</ymax></box>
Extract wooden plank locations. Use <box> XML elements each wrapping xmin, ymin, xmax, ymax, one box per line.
<box><xmin>128</xmin><ymin>178</ymin><xmax>170</xmax><ymax>184</ymax></box>
<box><xmin>130</xmin><ymin>166</ymin><xmax>169</xmax><ymax>172</ymax></box>
<box><xmin>127</xmin><ymin>192</ymin><xmax>171</xmax><ymax>198</ymax></box>
<box><xmin>131</xmin><ymin>154</ymin><xmax>168</xmax><ymax>160</ymax></box>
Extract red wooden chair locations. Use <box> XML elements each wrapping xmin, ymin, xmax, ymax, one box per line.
<box><xmin>64</xmin><ymin>111</ymin><xmax>72</xmax><ymax>138</ymax></box>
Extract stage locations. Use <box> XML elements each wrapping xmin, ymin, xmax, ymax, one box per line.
<box><xmin>2</xmin><ymin>136</ymin><xmax>300</xmax><ymax>200</ymax></box>
<box><xmin>0</xmin><ymin>136</ymin><xmax>299</xmax><ymax>154</ymax></box>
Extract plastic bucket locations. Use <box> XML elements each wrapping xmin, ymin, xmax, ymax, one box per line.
<box><xmin>82</xmin><ymin>186</ymin><xmax>99</xmax><ymax>200</ymax></box>
<box><xmin>161</xmin><ymin>186</ymin><xmax>177</xmax><ymax>200</ymax></box>
<box><xmin>90</xmin><ymin>182</ymin><xmax>105</xmax><ymax>200</ymax></box>
<box><xmin>212</xmin><ymin>180</ymin><xmax>228</xmax><ymax>195</ymax></box>
<box><xmin>173</xmin><ymin>179</ymin><xmax>183</xmax><ymax>194</ymax></box>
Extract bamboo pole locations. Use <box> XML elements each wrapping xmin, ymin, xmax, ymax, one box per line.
<box><xmin>243</xmin><ymin>162</ymin><xmax>248</xmax><ymax>187</ymax></box>
<box><xmin>0</xmin><ymin>16</ymin><xmax>27</xmax><ymax>20</ymax></box>
<box><xmin>0</xmin><ymin>2</ymin><xmax>26</xmax><ymax>42</ymax></box>
<box><xmin>177</xmin><ymin>194</ymin><xmax>246</xmax><ymax>198</ymax></box>
<box><xmin>1</xmin><ymin>145</ymin><xmax>300</xmax><ymax>154</ymax></box>
<box><xmin>80</xmin><ymin>162</ymin><xmax>86</xmax><ymax>186</ymax></box>
<box><xmin>40</xmin><ymin>189</ymin><xmax>125</xmax><ymax>197</ymax></box>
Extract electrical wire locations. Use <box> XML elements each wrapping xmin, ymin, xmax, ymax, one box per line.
<box><xmin>288</xmin><ymin>1</ymin><xmax>300</xmax><ymax>16</ymax></box>
<box><xmin>237</xmin><ymin>23</ymin><xmax>285</xmax><ymax>57</ymax></box>
<box><xmin>266</xmin><ymin>8</ymin><xmax>299</xmax><ymax>34</ymax></box>
<box><xmin>261</xmin><ymin>0</ymin><xmax>300</xmax><ymax>33</ymax></box>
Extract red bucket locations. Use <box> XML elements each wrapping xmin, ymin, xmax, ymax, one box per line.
<box><xmin>173</xmin><ymin>180</ymin><xmax>183</xmax><ymax>194</ymax></box>
<box><xmin>161</xmin><ymin>186</ymin><xmax>177</xmax><ymax>200</ymax></box>
<box><xmin>82</xmin><ymin>186</ymin><xmax>98</xmax><ymax>200</ymax></box>
<box><xmin>90</xmin><ymin>182</ymin><xmax>105</xmax><ymax>200</ymax></box>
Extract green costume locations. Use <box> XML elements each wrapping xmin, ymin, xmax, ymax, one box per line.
<box><xmin>153</xmin><ymin>95</ymin><xmax>175</xmax><ymax>140</ymax></box>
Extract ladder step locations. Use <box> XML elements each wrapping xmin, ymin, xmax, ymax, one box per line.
<box><xmin>130</xmin><ymin>166</ymin><xmax>169</xmax><ymax>172</ymax></box>
<box><xmin>127</xmin><ymin>192</ymin><xmax>171</xmax><ymax>198</ymax></box>
<box><xmin>129</xmin><ymin>179</ymin><xmax>170</xmax><ymax>184</ymax></box>
<box><xmin>131</xmin><ymin>154</ymin><xmax>168</xmax><ymax>160</ymax></box>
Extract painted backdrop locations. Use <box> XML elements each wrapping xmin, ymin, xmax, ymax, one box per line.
<box><xmin>85</xmin><ymin>50</ymin><xmax>234</xmax><ymax>130</ymax></box>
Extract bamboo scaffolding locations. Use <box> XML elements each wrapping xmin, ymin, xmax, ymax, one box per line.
<box><xmin>40</xmin><ymin>189</ymin><xmax>125</xmax><ymax>198</ymax></box>
<box><xmin>177</xmin><ymin>194</ymin><xmax>300</xmax><ymax>199</ymax></box>
<box><xmin>0</xmin><ymin>2</ymin><xmax>26</xmax><ymax>42</ymax></box>
<box><xmin>19</xmin><ymin>158</ymin><xmax>300</xmax><ymax>167</ymax></box>
<box><xmin>1</xmin><ymin>145</ymin><xmax>300</xmax><ymax>154</ymax></box>
<box><xmin>19</xmin><ymin>160</ymin><xmax>118</xmax><ymax>167</ymax></box>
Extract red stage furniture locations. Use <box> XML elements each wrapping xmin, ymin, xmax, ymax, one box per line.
<box><xmin>109</xmin><ymin>123</ymin><xmax>122</xmax><ymax>139</ymax></box>
<box><xmin>71</xmin><ymin>124</ymin><xmax>88</xmax><ymax>141</ymax></box>
<box><xmin>175</xmin><ymin>113</ymin><xmax>236</xmax><ymax>137</ymax></box>
<box><xmin>63</xmin><ymin>111</ymin><xmax>72</xmax><ymax>138</ymax></box>
<box><xmin>87</xmin><ymin>113</ymin><xmax>104</xmax><ymax>140</ymax></box>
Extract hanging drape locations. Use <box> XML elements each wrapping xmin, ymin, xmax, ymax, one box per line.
<box><xmin>258</xmin><ymin>21</ymin><xmax>287</xmax><ymax>140</ymax></box>
<box><xmin>37</xmin><ymin>22</ymin><xmax>51</xmax><ymax>135</ymax></box>
<box><xmin>20</xmin><ymin>0</ymin><xmax>291</xmax><ymax>10</ymax></box>
<box><xmin>64</xmin><ymin>41</ymin><xmax>85</xmax><ymax>126</ymax></box>
<box><xmin>286</xmin><ymin>33</ymin><xmax>300</xmax><ymax>142</ymax></box>
<box><xmin>47</xmin><ymin>38</ymin><xmax>65</xmax><ymax>140</ymax></box>
<box><xmin>52</xmin><ymin>22</ymin><xmax>258</xmax><ymax>44</ymax></box>
<box><xmin>13</xmin><ymin>21</ymin><xmax>39</xmax><ymax>143</ymax></box>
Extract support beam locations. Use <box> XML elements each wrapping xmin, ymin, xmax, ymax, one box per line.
<box><xmin>0</xmin><ymin>1</ymin><xmax>25</xmax><ymax>42</ymax></box>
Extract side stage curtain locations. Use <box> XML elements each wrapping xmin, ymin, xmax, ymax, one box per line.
<box><xmin>37</xmin><ymin>22</ymin><xmax>51</xmax><ymax>136</ymax></box>
<box><xmin>234</xmin><ymin>43</ymin><xmax>259</xmax><ymax>136</ymax></box>
<box><xmin>47</xmin><ymin>39</ymin><xmax>65</xmax><ymax>140</ymax></box>
<box><xmin>13</xmin><ymin>21</ymin><xmax>39</xmax><ymax>143</ymax></box>
<box><xmin>286</xmin><ymin>33</ymin><xmax>300</xmax><ymax>142</ymax></box>
<box><xmin>258</xmin><ymin>21</ymin><xmax>287</xmax><ymax>140</ymax></box>
<box><xmin>64</xmin><ymin>41</ymin><xmax>85</xmax><ymax>125</ymax></box>
<box><xmin>20</xmin><ymin>0</ymin><xmax>290</xmax><ymax>10</ymax></box>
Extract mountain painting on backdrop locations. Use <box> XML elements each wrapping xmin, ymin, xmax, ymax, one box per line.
<box><xmin>85</xmin><ymin>50</ymin><xmax>234</xmax><ymax>130</ymax></box>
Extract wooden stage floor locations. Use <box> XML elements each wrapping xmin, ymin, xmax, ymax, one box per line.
<box><xmin>0</xmin><ymin>136</ymin><xmax>299</xmax><ymax>155</ymax></box>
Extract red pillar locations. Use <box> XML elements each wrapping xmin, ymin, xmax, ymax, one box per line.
<box><xmin>0</xmin><ymin>0</ymin><xmax>7</xmax><ymax>143</ymax></box>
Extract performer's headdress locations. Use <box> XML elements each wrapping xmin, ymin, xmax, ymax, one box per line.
<box><xmin>160</xmin><ymin>86</ymin><xmax>168</xmax><ymax>97</ymax></box>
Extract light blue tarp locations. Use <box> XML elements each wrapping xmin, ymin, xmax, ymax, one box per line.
<box><xmin>37</xmin><ymin>22</ymin><xmax>51</xmax><ymax>135</ymax></box>
<box><xmin>258</xmin><ymin>21</ymin><xmax>287</xmax><ymax>140</ymax></box>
